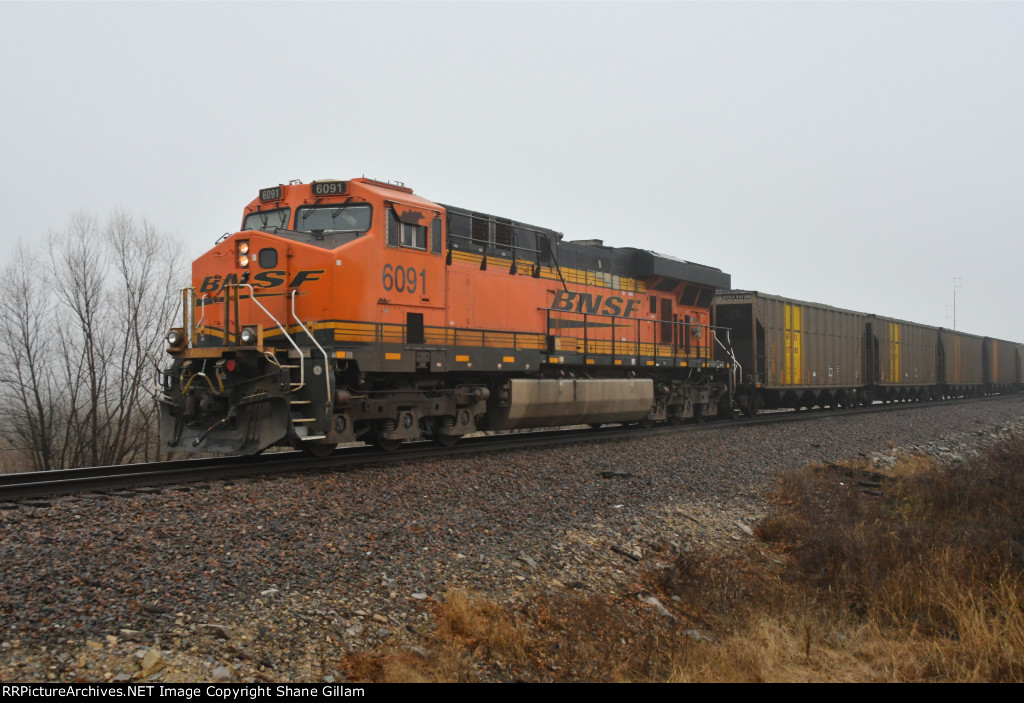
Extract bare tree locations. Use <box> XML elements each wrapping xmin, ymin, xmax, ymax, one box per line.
<box><xmin>0</xmin><ymin>211</ymin><xmax>186</xmax><ymax>471</ymax></box>
<box><xmin>0</xmin><ymin>246</ymin><xmax>61</xmax><ymax>471</ymax></box>
<box><xmin>104</xmin><ymin>211</ymin><xmax>185</xmax><ymax>463</ymax></box>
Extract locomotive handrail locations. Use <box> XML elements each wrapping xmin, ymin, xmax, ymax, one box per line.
<box><xmin>174</xmin><ymin>288</ymin><xmax>207</xmax><ymax>349</ymax></box>
<box><xmin>290</xmin><ymin>288</ymin><xmax>332</xmax><ymax>408</ymax></box>
<box><xmin>447</xmin><ymin>229</ymin><xmax>571</xmax><ymax>291</ymax></box>
<box><xmin>147</xmin><ymin>351</ymin><xmax>169</xmax><ymax>399</ymax></box>
<box><xmin>542</xmin><ymin>305</ymin><xmax>740</xmax><ymax>369</ymax></box>
<box><xmin>236</xmin><ymin>283</ymin><xmax>308</xmax><ymax>392</ymax></box>
<box><xmin>446</xmin><ymin>231</ymin><xmax>545</xmax><ymax>256</ymax></box>
<box><xmin>438</xmin><ymin>206</ymin><xmax>563</xmax><ymax>240</ymax></box>
<box><xmin>193</xmin><ymin>293</ymin><xmax>209</xmax><ymax>342</ymax></box>
<box><xmin>174</xmin><ymin>288</ymin><xmax>187</xmax><ymax>340</ymax></box>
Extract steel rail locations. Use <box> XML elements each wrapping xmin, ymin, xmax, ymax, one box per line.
<box><xmin>1</xmin><ymin>394</ymin><xmax>1020</xmax><ymax>503</ymax></box>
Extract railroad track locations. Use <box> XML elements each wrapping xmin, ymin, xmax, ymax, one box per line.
<box><xmin>1</xmin><ymin>394</ymin><xmax>1020</xmax><ymax>503</ymax></box>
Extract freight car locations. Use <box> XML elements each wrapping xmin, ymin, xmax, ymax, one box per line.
<box><xmin>711</xmin><ymin>291</ymin><xmax>869</xmax><ymax>415</ymax></box>
<box><xmin>982</xmin><ymin>336</ymin><xmax>1022</xmax><ymax>394</ymax></box>
<box><xmin>158</xmin><ymin>178</ymin><xmax>736</xmax><ymax>456</ymax></box>
<box><xmin>712</xmin><ymin>290</ymin><xmax>1023</xmax><ymax>414</ymax></box>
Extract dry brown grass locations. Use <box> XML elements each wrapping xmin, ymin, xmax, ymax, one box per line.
<box><xmin>340</xmin><ymin>436</ymin><xmax>1024</xmax><ymax>682</ymax></box>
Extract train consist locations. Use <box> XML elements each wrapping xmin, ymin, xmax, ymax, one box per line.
<box><xmin>157</xmin><ymin>177</ymin><xmax>1022</xmax><ymax>456</ymax></box>
<box><xmin>158</xmin><ymin>178</ymin><xmax>735</xmax><ymax>456</ymax></box>
<box><xmin>713</xmin><ymin>291</ymin><xmax>1023</xmax><ymax>416</ymax></box>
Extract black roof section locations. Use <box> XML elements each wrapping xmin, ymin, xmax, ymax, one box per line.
<box><xmin>440</xmin><ymin>203</ymin><xmax>731</xmax><ymax>290</ymax></box>
<box><xmin>627</xmin><ymin>249</ymin><xmax>731</xmax><ymax>290</ymax></box>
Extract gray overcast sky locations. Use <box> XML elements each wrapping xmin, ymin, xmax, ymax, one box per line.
<box><xmin>2</xmin><ymin>1</ymin><xmax>1022</xmax><ymax>341</ymax></box>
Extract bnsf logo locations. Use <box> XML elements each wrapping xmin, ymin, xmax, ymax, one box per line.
<box><xmin>551</xmin><ymin>290</ymin><xmax>642</xmax><ymax>318</ymax></box>
<box><xmin>199</xmin><ymin>269</ymin><xmax>324</xmax><ymax>293</ymax></box>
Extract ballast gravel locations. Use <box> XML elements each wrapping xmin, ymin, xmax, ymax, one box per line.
<box><xmin>1</xmin><ymin>397</ymin><xmax>1022</xmax><ymax>682</ymax></box>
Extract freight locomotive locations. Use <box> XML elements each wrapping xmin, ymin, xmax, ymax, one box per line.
<box><xmin>158</xmin><ymin>178</ymin><xmax>736</xmax><ymax>456</ymax></box>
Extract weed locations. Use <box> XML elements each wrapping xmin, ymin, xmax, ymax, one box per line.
<box><xmin>340</xmin><ymin>435</ymin><xmax>1024</xmax><ymax>682</ymax></box>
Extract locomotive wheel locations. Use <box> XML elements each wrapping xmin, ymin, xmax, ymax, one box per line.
<box><xmin>434</xmin><ymin>433</ymin><xmax>459</xmax><ymax>447</ymax></box>
<box><xmin>375</xmin><ymin>437</ymin><xmax>403</xmax><ymax>452</ymax></box>
<box><xmin>301</xmin><ymin>441</ymin><xmax>336</xmax><ymax>458</ymax></box>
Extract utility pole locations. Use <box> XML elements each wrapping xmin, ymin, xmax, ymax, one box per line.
<box><xmin>952</xmin><ymin>276</ymin><xmax>961</xmax><ymax>331</ymax></box>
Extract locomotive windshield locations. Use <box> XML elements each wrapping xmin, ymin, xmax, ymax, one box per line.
<box><xmin>296</xmin><ymin>204</ymin><xmax>372</xmax><ymax>233</ymax></box>
<box><xmin>242</xmin><ymin>208</ymin><xmax>291</xmax><ymax>232</ymax></box>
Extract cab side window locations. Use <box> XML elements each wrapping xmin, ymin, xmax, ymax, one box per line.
<box><xmin>431</xmin><ymin>218</ymin><xmax>441</xmax><ymax>254</ymax></box>
<box><xmin>387</xmin><ymin>207</ymin><xmax>441</xmax><ymax>254</ymax></box>
<box><xmin>387</xmin><ymin>209</ymin><xmax>400</xmax><ymax>247</ymax></box>
<box><xmin>401</xmin><ymin>222</ymin><xmax>427</xmax><ymax>250</ymax></box>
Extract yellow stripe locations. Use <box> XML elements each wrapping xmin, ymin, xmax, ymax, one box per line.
<box><xmin>783</xmin><ymin>305</ymin><xmax>790</xmax><ymax>384</ymax></box>
<box><xmin>888</xmin><ymin>321</ymin><xmax>901</xmax><ymax>382</ymax></box>
<box><xmin>793</xmin><ymin>305</ymin><xmax>802</xmax><ymax>384</ymax></box>
<box><xmin>783</xmin><ymin>304</ymin><xmax>803</xmax><ymax>385</ymax></box>
<box><xmin>384</xmin><ymin>353</ymin><xmax>401</xmax><ymax>360</ymax></box>
<box><xmin>502</xmin><ymin>356</ymin><xmax>515</xmax><ymax>363</ymax></box>
<box><xmin>455</xmin><ymin>355</ymin><xmax>470</xmax><ymax>362</ymax></box>
<box><xmin>449</xmin><ymin>250</ymin><xmax>645</xmax><ymax>292</ymax></box>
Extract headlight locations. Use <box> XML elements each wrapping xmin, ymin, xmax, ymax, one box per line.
<box><xmin>238</xmin><ymin>240</ymin><xmax>250</xmax><ymax>268</ymax></box>
<box><xmin>240</xmin><ymin>326</ymin><xmax>259</xmax><ymax>345</ymax></box>
<box><xmin>166</xmin><ymin>329</ymin><xmax>184</xmax><ymax>347</ymax></box>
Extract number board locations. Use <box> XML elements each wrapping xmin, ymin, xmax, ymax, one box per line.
<box><xmin>311</xmin><ymin>181</ymin><xmax>346</xmax><ymax>197</ymax></box>
<box><xmin>259</xmin><ymin>186</ymin><xmax>282</xmax><ymax>202</ymax></box>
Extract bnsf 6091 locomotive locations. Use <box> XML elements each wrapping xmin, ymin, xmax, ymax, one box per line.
<box><xmin>158</xmin><ymin>178</ymin><xmax>736</xmax><ymax>456</ymax></box>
